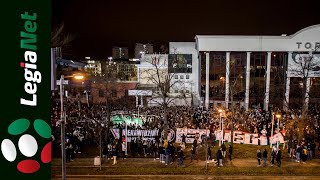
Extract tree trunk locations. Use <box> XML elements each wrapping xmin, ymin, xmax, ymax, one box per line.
<box><xmin>230</xmin><ymin>91</ymin><xmax>235</xmax><ymax>148</ymax></box>
<box><xmin>163</xmin><ymin>104</ymin><xmax>168</xmax><ymax>140</ymax></box>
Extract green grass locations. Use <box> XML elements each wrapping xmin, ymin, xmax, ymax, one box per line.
<box><xmin>52</xmin><ymin>142</ymin><xmax>320</xmax><ymax>176</ymax></box>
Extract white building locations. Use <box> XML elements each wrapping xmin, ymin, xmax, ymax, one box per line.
<box><xmin>131</xmin><ymin>24</ymin><xmax>320</xmax><ymax>109</ymax></box>
<box><xmin>196</xmin><ymin>24</ymin><xmax>320</xmax><ymax>111</ymax></box>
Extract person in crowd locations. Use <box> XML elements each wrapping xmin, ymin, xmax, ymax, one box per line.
<box><xmin>178</xmin><ymin>147</ymin><xmax>185</xmax><ymax>167</ymax></box>
<box><xmin>121</xmin><ymin>141</ymin><xmax>126</xmax><ymax>160</ymax></box>
<box><xmin>263</xmin><ymin>148</ymin><xmax>268</xmax><ymax>167</ymax></box>
<box><xmin>143</xmin><ymin>140</ymin><xmax>148</xmax><ymax>157</ymax></box>
<box><xmin>276</xmin><ymin>149</ymin><xmax>282</xmax><ymax>167</ymax></box>
<box><xmin>190</xmin><ymin>144</ymin><xmax>196</xmax><ymax>163</ymax></box>
<box><xmin>181</xmin><ymin>134</ymin><xmax>186</xmax><ymax>144</ymax></box>
<box><xmin>207</xmin><ymin>146</ymin><xmax>212</xmax><ymax>160</ymax></box>
<box><xmin>307</xmin><ymin>142</ymin><xmax>312</xmax><ymax>160</ymax></box>
<box><xmin>296</xmin><ymin>144</ymin><xmax>301</xmax><ymax>163</ymax></box>
<box><xmin>257</xmin><ymin>149</ymin><xmax>262</xmax><ymax>167</ymax></box>
<box><xmin>159</xmin><ymin>144</ymin><xmax>164</xmax><ymax>163</ymax></box>
<box><xmin>165</xmin><ymin>146</ymin><xmax>171</xmax><ymax>165</ymax></box>
<box><xmin>216</xmin><ymin>148</ymin><xmax>223</xmax><ymax>167</ymax></box>
<box><xmin>112</xmin><ymin>142</ymin><xmax>118</xmax><ymax>165</ymax></box>
<box><xmin>310</xmin><ymin>141</ymin><xmax>316</xmax><ymax>160</ymax></box>
<box><xmin>152</xmin><ymin>141</ymin><xmax>158</xmax><ymax>160</ymax></box>
<box><xmin>65</xmin><ymin>139</ymin><xmax>72</xmax><ymax>162</ymax></box>
<box><xmin>301</xmin><ymin>146</ymin><xmax>308</xmax><ymax>164</ymax></box>
<box><xmin>271</xmin><ymin>147</ymin><xmax>276</xmax><ymax>166</ymax></box>
<box><xmin>170</xmin><ymin>142</ymin><xmax>175</xmax><ymax>164</ymax></box>
<box><xmin>221</xmin><ymin>142</ymin><xmax>227</xmax><ymax>158</ymax></box>
<box><xmin>228</xmin><ymin>145</ymin><xmax>233</xmax><ymax>161</ymax></box>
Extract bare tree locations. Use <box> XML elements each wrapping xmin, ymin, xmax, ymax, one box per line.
<box><xmin>141</xmin><ymin>54</ymin><xmax>188</xmax><ymax>139</ymax></box>
<box><xmin>88</xmin><ymin>61</ymin><xmax>135</xmax><ymax>165</ymax></box>
<box><xmin>286</xmin><ymin>47</ymin><xmax>320</xmax><ymax>143</ymax></box>
<box><xmin>51</xmin><ymin>22</ymin><xmax>74</xmax><ymax>48</ymax></box>
<box><xmin>224</xmin><ymin>58</ymin><xmax>246</xmax><ymax>148</ymax></box>
<box><xmin>51</xmin><ymin>22</ymin><xmax>75</xmax><ymax>59</ymax></box>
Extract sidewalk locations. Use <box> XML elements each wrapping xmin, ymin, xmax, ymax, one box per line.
<box><xmin>52</xmin><ymin>157</ymin><xmax>320</xmax><ymax>168</ymax></box>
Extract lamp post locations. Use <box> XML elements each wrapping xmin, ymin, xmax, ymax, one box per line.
<box><xmin>84</xmin><ymin>90</ymin><xmax>89</xmax><ymax>107</ymax></box>
<box><xmin>218</xmin><ymin>109</ymin><xmax>223</xmax><ymax>147</ymax></box>
<box><xmin>59</xmin><ymin>74</ymin><xmax>84</xmax><ymax>180</ymax></box>
<box><xmin>276</xmin><ymin>114</ymin><xmax>281</xmax><ymax>150</ymax></box>
<box><xmin>270</xmin><ymin>113</ymin><xmax>275</xmax><ymax>148</ymax></box>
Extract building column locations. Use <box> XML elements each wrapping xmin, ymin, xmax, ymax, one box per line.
<box><xmin>137</xmin><ymin>68</ymin><xmax>140</xmax><ymax>83</ymax></box>
<box><xmin>225</xmin><ymin>52</ymin><xmax>230</xmax><ymax>109</ymax></box>
<box><xmin>140</xmin><ymin>95</ymin><xmax>143</xmax><ymax>107</ymax></box>
<box><xmin>136</xmin><ymin>95</ymin><xmax>139</xmax><ymax>107</ymax></box>
<box><xmin>305</xmin><ymin>77</ymin><xmax>311</xmax><ymax>110</ymax></box>
<box><xmin>245</xmin><ymin>52</ymin><xmax>251</xmax><ymax>111</ymax></box>
<box><xmin>264</xmin><ymin>52</ymin><xmax>272</xmax><ymax>111</ymax></box>
<box><xmin>284</xmin><ymin>77</ymin><xmax>290</xmax><ymax>111</ymax></box>
<box><xmin>205</xmin><ymin>52</ymin><xmax>210</xmax><ymax>110</ymax></box>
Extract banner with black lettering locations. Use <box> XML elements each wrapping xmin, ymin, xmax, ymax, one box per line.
<box><xmin>176</xmin><ymin>128</ymin><xmax>210</xmax><ymax>143</ymax></box>
<box><xmin>111</xmin><ymin>128</ymin><xmax>159</xmax><ymax>142</ymax></box>
<box><xmin>214</xmin><ymin>130</ymin><xmax>284</xmax><ymax>146</ymax></box>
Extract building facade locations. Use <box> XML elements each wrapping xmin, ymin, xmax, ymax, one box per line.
<box><xmin>135</xmin><ymin>43</ymin><xmax>153</xmax><ymax>59</ymax></box>
<box><xmin>112</xmin><ymin>47</ymin><xmax>129</xmax><ymax>59</ymax></box>
<box><xmin>131</xmin><ymin>25</ymin><xmax>320</xmax><ymax>109</ymax></box>
<box><xmin>195</xmin><ymin>24</ymin><xmax>320</xmax><ymax>111</ymax></box>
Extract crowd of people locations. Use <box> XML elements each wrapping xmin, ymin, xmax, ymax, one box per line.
<box><xmin>51</xmin><ymin>96</ymin><xmax>320</xmax><ymax>167</ymax></box>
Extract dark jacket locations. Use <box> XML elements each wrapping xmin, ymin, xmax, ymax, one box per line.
<box><xmin>257</xmin><ymin>151</ymin><xmax>262</xmax><ymax>159</ymax></box>
<box><xmin>216</xmin><ymin>150</ymin><xmax>223</xmax><ymax>160</ymax></box>
<box><xmin>229</xmin><ymin>146</ymin><xmax>233</xmax><ymax>154</ymax></box>
<box><xmin>178</xmin><ymin>149</ymin><xmax>184</xmax><ymax>159</ymax></box>
<box><xmin>263</xmin><ymin>150</ymin><xmax>268</xmax><ymax>158</ymax></box>
<box><xmin>221</xmin><ymin>143</ymin><xmax>226</xmax><ymax>151</ymax></box>
<box><xmin>276</xmin><ymin>150</ymin><xmax>282</xmax><ymax>161</ymax></box>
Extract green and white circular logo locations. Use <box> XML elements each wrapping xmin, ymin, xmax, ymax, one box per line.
<box><xmin>1</xmin><ymin>118</ymin><xmax>51</xmax><ymax>173</ymax></box>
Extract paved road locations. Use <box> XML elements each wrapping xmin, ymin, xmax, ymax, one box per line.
<box><xmin>51</xmin><ymin>175</ymin><xmax>320</xmax><ymax>180</ymax></box>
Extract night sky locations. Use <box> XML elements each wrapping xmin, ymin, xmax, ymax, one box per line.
<box><xmin>52</xmin><ymin>0</ymin><xmax>320</xmax><ymax>60</ymax></box>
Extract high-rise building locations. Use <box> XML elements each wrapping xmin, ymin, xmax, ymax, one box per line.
<box><xmin>112</xmin><ymin>47</ymin><xmax>129</xmax><ymax>59</ymax></box>
<box><xmin>135</xmin><ymin>43</ymin><xmax>153</xmax><ymax>59</ymax></box>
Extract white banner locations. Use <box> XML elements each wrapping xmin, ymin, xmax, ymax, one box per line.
<box><xmin>176</xmin><ymin>128</ymin><xmax>210</xmax><ymax>143</ymax></box>
<box><xmin>214</xmin><ymin>130</ymin><xmax>284</xmax><ymax>146</ymax></box>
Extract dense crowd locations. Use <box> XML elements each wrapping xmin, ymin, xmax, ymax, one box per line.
<box><xmin>51</xmin><ymin>97</ymin><xmax>320</xmax><ymax>166</ymax></box>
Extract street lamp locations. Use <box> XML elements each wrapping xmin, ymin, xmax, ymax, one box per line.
<box><xmin>59</xmin><ymin>74</ymin><xmax>84</xmax><ymax>180</ymax></box>
<box><xmin>218</xmin><ymin>109</ymin><xmax>223</xmax><ymax>147</ymax></box>
<box><xmin>276</xmin><ymin>114</ymin><xmax>281</xmax><ymax>150</ymax></box>
<box><xmin>270</xmin><ymin>112</ymin><xmax>275</xmax><ymax>148</ymax></box>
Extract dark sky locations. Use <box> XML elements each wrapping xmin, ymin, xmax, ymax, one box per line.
<box><xmin>52</xmin><ymin>0</ymin><xmax>320</xmax><ymax>60</ymax></box>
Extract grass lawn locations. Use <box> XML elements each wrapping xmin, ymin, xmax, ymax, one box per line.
<box><xmin>52</xmin><ymin>142</ymin><xmax>320</xmax><ymax>176</ymax></box>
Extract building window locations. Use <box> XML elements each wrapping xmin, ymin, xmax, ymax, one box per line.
<box><xmin>180</xmin><ymin>75</ymin><xmax>184</xmax><ymax>79</ymax></box>
<box><xmin>99</xmin><ymin>90</ymin><xmax>104</xmax><ymax>97</ymax></box>
<box><xmin>174</xmin><ymin>90</ymin><xmax>178</xmax><ymax>93</ymax></box>
<box><xmin>186</xmin><ymin>75</ymin><xmax>190</xmax><ymax>79</ymax></box>
<box><xmin>175</xmin><ymin>75</ymin><xmax>178</xmax><ymax>79</ymax></box>
<box><xmin>186</xmin><ymin>90</ymin><xmax>190</xmax><ymax>93</ymax></box>
<box><xmin>180</xmin><ymin>90</ymin><xmax>184</xmax><ymax>93</ymax></box>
